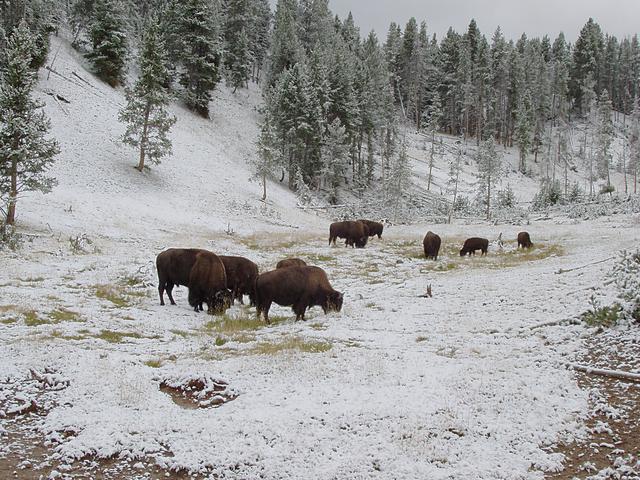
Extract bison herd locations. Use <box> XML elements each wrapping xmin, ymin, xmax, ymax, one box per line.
<box><xmin>156</xmin><ymin>248</ymin><xmax>342</xmax><ymax>323</ymax></box>
<box><xmin>156</xmin><ymin>219</ymin><xmax>533</xmax><ymax>322</ymax></box>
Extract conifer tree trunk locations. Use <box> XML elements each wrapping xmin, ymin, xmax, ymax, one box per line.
<box><xmin>137</xmin><ymin>104</ymin><xmax>151</xmax><ymax>172</ymax></box>
<box><xmin>6</xmin><ymin>157</ymin><xmax>18</xmax><ymax>226</ymax></box>
<box><xmin>262</xmin><ymin>173</ymin><xmax>267</xmax><ymax>201</ymax></box>
<box><xmin>486</xmin><ymin>175</ymin><xmax>491</xmax><ymax>220</ymax></box>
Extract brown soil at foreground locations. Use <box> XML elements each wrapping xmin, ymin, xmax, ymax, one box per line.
<box><xmin>547</xmin><ymin>329</ymin><xmax>640</xmax><ymax>479</ymax></box>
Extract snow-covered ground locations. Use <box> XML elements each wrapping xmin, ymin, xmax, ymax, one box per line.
<box><xmin>1</xmin><ymin>35</ymin><xmax>639</xmax><ymax>479</ymax></box>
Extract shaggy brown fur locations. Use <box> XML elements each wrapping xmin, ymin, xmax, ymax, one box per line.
<box><xmin>255</xmin><ymin>266</ymin><xmax>343</xmax><ymax>324</ymax></box>
<box><xmin>423</xmin><ymin>231</ymin><xmax>442</xmax><ymax>260</ymax></box>
<box><xmin>188</xmin><ymin>250</ymin><xmax>231</xmax><ymax>314</ymax></box>
<box><xmin>357</xmin><ymin>219</ymin><xmax>384</xmax><ymax>239</ymax></box>
<box><xmin>329</xmin><ymin>221</ymin><xmax>369</xmax><ymax>248</ymax></box>
<box><xmin>276</xmin><ymin>258</ymin><xmax>308</xmax><ymax>269</ymax></box>
<box><xmin>517</xmin><ymin>231</ymin><xmax>533</xmax><ymax>249</ymax></box>
<box><xmin>219</xmin><ymin>255</ymin><xmax>259</xmax><ymax>305</ymax></box>
<box><xmin>460</xmin><ymin>237</ymin><xmax>489</xmax><ymax>256</ymax></box>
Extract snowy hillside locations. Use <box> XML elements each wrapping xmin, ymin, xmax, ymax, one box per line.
<box><xmin>1</xmin><ymin>29</ymin><xmax>639</xmax><ymax>480</ymax></box>
<box><xmin>21</xmin><ymin>34</ymin><xmax>318</xmax><ymax>240</ymax></box>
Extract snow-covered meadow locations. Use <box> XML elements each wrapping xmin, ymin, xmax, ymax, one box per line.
<box><xmin>1</xmin><ymin>35</ymin><xmax>639</xmax><ymax>479</ymax></box>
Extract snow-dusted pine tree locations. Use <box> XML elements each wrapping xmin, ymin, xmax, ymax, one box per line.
<box><xmin>118</xmin><ymin>20</ymin><xmax>176</xmax><ymax>172</ymax></box>
<box><xmin>224</xmin><ymin>0</ymin><xmax>252</xmax><ymax>92</ymax></box>
<box><xmin>476</xmin><ymin>137</ymin><xmax>502</xmax><ymax>219</ymax></box>
<box><xmin>386</xmin><ymin>139</ymin><xmax>412</xmax><ymax>222</ymax></box>
<box><xmin>320</xmin><ymin>118</ymin><xmax>349</xmax><ymax>204</ymax></box>
<box><xmin>166</xmin><ymin>0</ymin><xmax>222</xmax><ymax>117</ymax></box>
<box><xmin>254</xmin><ymin>108</ymin><xmax>280</xmax><ymax>201</ymax></box>
<box><xmin>85</xmin><ymin>0</ymin><xmax>128</xmax><ymax>87</ymax></box>
<box><xmin>594</xmin><ymin>89</ymin><xmax>614</xmax><ymax>189</ymax></box>
<box><xmin>514</xmin><ymin>90</ymin><xmax>533</xmax><ymax>173</ymax></box>
<box><xmin>0</xmin><ymin>22</ymin><xmax>59</xmax><ymax>226</ymax></box>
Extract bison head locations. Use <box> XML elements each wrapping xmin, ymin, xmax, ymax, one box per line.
<box><xmin>459</xmin><ymin>249</ymin><xmax>466</xmax><ymax>256</ymax></box>
<box><xmin>354</xmin><ymin>236</ymin><xmax>368</xmax><ymax>248</ymax></box>
<box><xmin>207</xmin><ymin>289</ymin><xmax>233</xmax><ymax>314</ymax></box>
<box><xmin>325</xmin><ymin>291</ymin><xmax>344</xmax><ymax>313</ymax></box>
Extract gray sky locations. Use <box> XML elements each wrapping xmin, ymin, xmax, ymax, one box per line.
<box><xmin>325</xmin><ymin>0</ymin><xmax>640</xmax><ymax>42</ymax></box>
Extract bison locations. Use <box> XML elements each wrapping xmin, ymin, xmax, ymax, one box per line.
<box><xmin>329</xmin><ymin>221</ymin><xmax>369</xmax><ymax>248</ymax></box>
<box><xmin>423</xmin><ymin>231</ymin><xmax>442</xmax><ymax>260</ymax></box>
<box><xmin>276</xmin><ymin>258</ymin><xmax>308</xmax><ymax>269</ymax></box>
<box><xmin>358</xmin><ymin>219</ymin><xmax>384</xmax><ymax>239</ymax></box>
<box><xmin>255</xmin><ymin>266</ymin><xmax>343</xmax><ymax>324</ymax></box>
<box><xmin>517</xmin><ymin>231</ymin><xmax>533</xmax><ymax>249</ymax></box>
<box><xmin>460</xmin><ymin>237</ymin><xmax>489</xmax><ymax>256</ymax></box>
<box><xmin>219</xmin><ymin>255</ymin><xmax>259</xmax><ymax>305</ymax></box>
<box><xmin>188</xmin><ymin>250</ymin><xmax>231</xmax><ymax>314</ymax></box>
<box><xmin>157</xmin><ymin>248</ymin><xmax>203</xmax><ymax>306</ymax></box>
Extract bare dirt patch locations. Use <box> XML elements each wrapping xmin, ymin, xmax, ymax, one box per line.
<box><xmin>547</xmin><ymin>329</ymin><xmax>640</xmax><ymax>479</ymax></box>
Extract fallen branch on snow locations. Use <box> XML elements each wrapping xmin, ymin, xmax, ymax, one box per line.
<box><xmin>566</xmin><ymin>363</ymin><xmax>640</xmax><ymax>382</ymax></box>
<box><xmin>555</xmin><ymin>256</ymin><xmax>615</xmax><ymax>275</ymax></box>
<box><xmin>527</xmin><ymin>316</ymin><xmax>581</xmax><ymax>330</ymax></box>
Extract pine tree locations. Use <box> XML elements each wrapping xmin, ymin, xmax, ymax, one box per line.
<box><xmin>224</xmin><ymin>0</ymin><xmax>252</xmax><ymax>92</ymax></box>
<box><xmin>118</xmin><ymin>20</ymin><xmax>176</xmax><ymax>172</ymax></box>
<box><xmin>514</xmin><ymin>90</ymin><xmax>533</xmax><ymax>173</ymax></box>
<box><xmin>268</xmin><ymin>0</ymin><xmax>300</xmax><ymax>86</ymax></box>
<box><xmin>320</xmin><ymin>118</ymin><xmax>349</xmax><ymax>204</ymax></box>
<box><xmin>571</xmin><ymin>18</ymin><xmax>604</xmax><ymax>111</ymax></box>
<box><xmin>254</xmin><ymin>107</ymin><xmax>280</xmax><ymax>201</ymax></box>
<box><xmin>247</xmin><ymin>0</ymin><xmax>271</xmax><ymax>83</ymax></box>
<box><xmin>629</xmin><ymin>99</ymin><xmax>640</xmax><ymax>194</ymax></box>
<box><xmin>387</xmin><ymin>139</ymin><xmax>412</xmax><ymax>222</ymax></box>
<box><xmin>476</xmin><ymin>137</ymin><xmax>502</xmax><ymax>219</ymax></box>
<box><xmin>0</xmin><ymin>22</ymin><xmax>59</xmax><ymax>226</ymax></box>
<box><xmin>166</xmin><ymin>0</ymin><xmax>222</xmax><ymax>117</ymax></box>
<box><xmin>594</xmin><ymin>88</ymin><xmax>614</xmax><ymax>188</ymax></box>
<box><xmin>85</xmin><ymin>0</ymin><xmax>128</xmax><ymax>87</ymax></box>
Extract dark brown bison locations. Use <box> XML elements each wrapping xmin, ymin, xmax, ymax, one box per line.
<box><xmin>358</xmin><ymin>219</ymin><xmax>384</xmax><ymax>239</ymax></box>
<box><xmin>188</xmin><ymin>250</ymin><xmax>231</xmax><ymax>313</ymax></box>
<box><xmin>255</xmin><ymin>266</ymin><xmax>343</xmax><ymax>324</ymax></box>
<box><xmin>517</xmin><ymin>231</ymin><xmax>533</xmax><ymax>249</ymax></box>
<box><xmin>460</xmin><ymin>237</ymin><xmax>489</xmax><ymax>256</ymax></box>
<box><xmin>329</xmin><ymin>221</ymin><xmax>369</xmax><ymax>248</ymax></box>
<box><xmin>157</xmin><ymin>248</ymin><xmax>203</xmax><ymax>306</ymax></box>
<box><xmin>219</xmin><ymin>255</ymin><xmax>259</xmax><ymax>305</ymax></box>
<box><xmin>276</xmin><ymin>258</ymin><xmax>307</xmax><ymax>269</ymax></box>
<box><xmin>423</xmin><ymin>231</ymin><xmax>442</xmax><ymax>260</ymax></box>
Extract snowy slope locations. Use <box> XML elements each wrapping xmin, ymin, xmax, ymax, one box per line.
<box><xmin>20</xmin><ymin>34</ymin><xmax>319</xmax><ymax>240</ymax></box>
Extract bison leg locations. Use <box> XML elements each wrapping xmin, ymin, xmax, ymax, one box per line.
<box><xmin>158</xmin><ymin>285</ymin><xmax>165</xmax><ymax>306</ymax></box>
<box><xmin>166</xmin><ymin>283</ymin><xmax>176</xmax><ymax>305</ymax></box>
<box><xmin>293</xmin><ymin>302</ymin><xmax>307</xmax><ymax>321</ymax></box>
<box><xmin>263</xmin><ymin>302</ymin><xmax>271</xmax><ymax>324</ymax></box>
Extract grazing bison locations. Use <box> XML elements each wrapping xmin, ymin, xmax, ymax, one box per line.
<box><xmin>276</xmin><ymin>258</ymin><xmax>307</xmax><ymax>269</ymax></box>
<box><xmin>219</xmin><ymin>255</ymin><xmax>259</xmax><ymax>305</ymax></box>
<box><xmin>329</xmin><ymin>221</ymin><xmax>369</xmax><ymax>248</ymax></box>
<box><xmin>423</xmin><ymin>231</ymin><xmax>442</xmax><ymax>260</ymax></box>
<box><xmin>188</xmin><ymin>250</ymin><xmax>231</xmax><ymax>313</ymax></box>
<box><xmin>255</xmin><ymin>266</ymin><xmax>343</xmax><ymax>324</ymax></box>
<box><xmin>460</xmin><ymin>237</ymin><xmax>489</xmax><ymax>256</ymax></box>
<box><xmin>517</xmin><ymin>231</ymin><xmax>533</xmax><ymax>249</ymax></box>
<box><xmin>358</xmin><ymin>219</ymin><xmax>384</xmax><ymax>239</ymax></box>
<box><xmin>157</xmin><ymin>248</ymin><xmax>204</xmax><ymax>306</ymax></box>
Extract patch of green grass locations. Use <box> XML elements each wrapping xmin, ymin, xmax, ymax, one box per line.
<box><xmin>304</xmin><ymin>254</ymin><xmax>336</xmax><ymax>263</ymax></box>
<box><xmin>95</xmin><ymin>284</ymin><xmax>131</xmax><ymax>308</ymax></box>
<box><xmin>1</xmin><ymin>317</ymin><xmax>18</xmax><ymax>325</ymax></box>
<box><xmin>48</xmin><ymin>308</ymin><xmax>83</xmax><ymax>323</ymax></box>
<box><xmin>19</xmin><ymin>276</ymin><xmax>44</xmax><ymax>283</ymax></box>
<box><xmin>203</xmin><ymin>312</ymin><xmax>287</xmax><ymax>334</ymax></box>
<box><xmin>250</xmin><ymin>336</ymin><xmax>332</xmax><ymax>355</ymax></box>
<box><xmin>50</xmin><ymin>330</ymin><xmax>86</xmax><ymax>341</ymax></box>
<box><xmin>24</xmin><ymin>310</ymin><xmax>50</xmax><ymax>327</ymax></box>
<box><xmin>581</xmin><ymin>295</ymin><xmax>622</xmax><ymax>328</ymax></box>
<box><xmin>170</xmin><ymin>329</ymin><xmax>190</xmax><ymax>338</ymax></box>
<box><xmin>120</xmin><ymin>275</ymin><xmax>146</xmax><ymax>287</ymax></box>
<box><xmin>309</xmin><ymin>322</ymin><xmax>328</xmax><ymax>331</ymax></box>
<box><xmin>215</xmin><ymin>335</ymin><xmax>227</xmax><ymax>346</ymax></box>
<box><xmin>144</xmin><ymin>359</ymin><xmax>163</xmax><ymax>368</ymax></box>
<box><xmin>95</xmin><ymin>329</ymin><xmax>143</xmax><ymax>343</ymax></box>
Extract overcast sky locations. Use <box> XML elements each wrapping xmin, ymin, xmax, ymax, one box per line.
<box><xmin>323</xmin><ymin>0</ymin><xmax>640</xmax><ymax>42</ymax></box>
